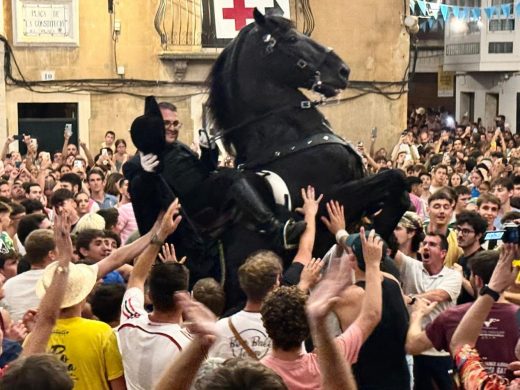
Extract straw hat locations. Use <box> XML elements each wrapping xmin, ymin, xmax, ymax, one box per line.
<box><xmin>72</xmin><ymin>213</ymin><xmax>106</xmax><ymax>234</ymax></box>
<box><xmin>36</xmin><ymin>261</ymin><xmax>98</xmax><ymax>309</ymax></box>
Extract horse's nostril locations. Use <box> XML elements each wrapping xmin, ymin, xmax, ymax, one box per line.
<box><xmin>339</xmin><ymin>65</ymin><xmax>350</xmax><ymax>79</ymax></box>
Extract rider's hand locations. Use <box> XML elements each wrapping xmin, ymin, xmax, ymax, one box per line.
<box><xmin>140</xmin><ymin>152</ymin><xmax>159</xmax><ymax>173</ymax></box>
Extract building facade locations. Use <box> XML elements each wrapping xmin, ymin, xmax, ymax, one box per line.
<box><xmin>0</xmin><ymin>0</ymin><xmax>409</xmax><ymax>155</ymax></box>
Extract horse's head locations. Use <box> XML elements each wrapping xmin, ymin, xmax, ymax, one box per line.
<box><xmin>250</xmin><ymin>9</ymin><xmax>349</xmax><ymax>97</ymax></box>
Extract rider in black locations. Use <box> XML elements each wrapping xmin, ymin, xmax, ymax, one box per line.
<box><xmin>124</xmin><ymin>97</ymin><xmax>306</xmax><ymax>275</ymax></box>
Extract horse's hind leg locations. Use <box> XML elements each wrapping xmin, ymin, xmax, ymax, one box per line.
<box><xmin>327</xmin><ymin>169</ymin><xmax>410</xmax><ymax>241</ymax></box>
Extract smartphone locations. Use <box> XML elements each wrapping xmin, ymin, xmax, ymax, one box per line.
<box><xmin>30</xmin><ymin>138</ymin><xmax>37</xmax><ymax>147</ymax></box>
<box><xmin>73</xmin><ymin>159</ymin><xmax>83</xmax><ymax>168</ymax></box>
<box><xmin>101</xmin><ymin>148</ymin><xmax>108</xmax><ymax>156</ymax></box>
<box><xmin>41</xmin><ymin>152</ymin><xmax>50</xmax><ymax>161</ymax></box>
<box><xmin>64</xmin><ymin>124</ymin><xmax>73</xmax><ymax>138</ymax></box>
<box><xmin>12</xmin><ymin>134</ymin><xmax>19</xmax><ymax>140</ymax></box>
<box><xmin>371</xmin><ymin>127</ymin><xmax>378</xmax><ymax>138</ymax></box>
<box><xmin>14</xmin><ymin>161</ymin><xmax>21</xmax><ymax>168</ymax></box>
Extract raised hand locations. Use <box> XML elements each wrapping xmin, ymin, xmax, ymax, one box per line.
<box><xmin>298</xmin><ymin>258</ymin><xmax>324</xmax><ymax>291</ymax></box>
<box><xmin>306</xmin><ymin>255</ymin><xmax>352</xmax><ymax>322</ymax></box>
<box><xmin>360</xmin><ymin>227</ymin><xmax>383</xmax><ymax>268</ymax></box>
<box><xmin>320</xmin><ymin>200</ymin><xmax>346</xmax><ymax>235</ymax></box>
<box><xmin>295</xmin><ymin>185</ymin><xmax>323</xmax><ymax>218</ymax></box>
<box><xmin>158</xmin><ymin>199</ymin><xmax>182</xmax><ymax>238</ymax></box>
<box><xmin>158</xmin><ymin>243</ymin><xmax>186</xmax><ymax>264</ymax></box>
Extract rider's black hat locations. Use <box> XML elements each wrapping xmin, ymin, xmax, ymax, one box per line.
<box><xmin>130</xmin><ymin>96</ymin><xmax>166</xmax><ymax>155</ymax></box>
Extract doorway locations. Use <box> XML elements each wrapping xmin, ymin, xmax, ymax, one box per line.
<box><xmin>17</xmin><ymin>103</ymin><xmax>78</xmax><ymax>155</ymax></box>
<box><xmin>484</xmin><ymin>93</ymin><xmax>499</xmax><ymax>130</ymax></box>
<box><xmin>460</xmin><ymin>92</ymin><xmax>475</xmax><ymax>123</ymax></box>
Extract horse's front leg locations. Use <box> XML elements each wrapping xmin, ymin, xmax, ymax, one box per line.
<box><xmin>326</xmin><ymin>169</ymin><xmax>410</xmax><ymax>241</ymax></box>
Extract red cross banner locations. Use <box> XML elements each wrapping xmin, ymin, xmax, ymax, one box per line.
<box><xmin>202</xmin><ymin>0</ymin><xmax>291</xmax><ymax>47</ymax></box>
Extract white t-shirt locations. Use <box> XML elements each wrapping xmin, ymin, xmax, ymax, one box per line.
<box><xmin>399</xmin><ymin>254</ymin><xmax>462</xmax><ymax>356</ymax></box>
<box><xmin>117</xmin><ymin>287</ymin><xmax>192</xmax><ymax>390</ymax></box>
<box><xmin>2</xmin><ymin>269</ymin><xmax>45</xmax><ymax>322</ymax></box>
<box><xmin>209</xmin><ymin>310</ymin><xmax>272</xmax><ymax>360</ymax></box>
<box><xmin>2</xmin><ymin>263</ymin><xmax>100</xmax><ymax>322</ymax></box>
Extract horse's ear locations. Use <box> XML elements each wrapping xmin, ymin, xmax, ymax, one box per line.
<box><xmin>253</xmin><ymin>8</ymin><xmax>266</xmax><ymax>26</ymax></box>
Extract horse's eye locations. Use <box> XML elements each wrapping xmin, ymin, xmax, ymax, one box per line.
<box><xmin>287</xmin><ymin>36</ymin><xmax>298</xmax><ymax>43</ymax></box>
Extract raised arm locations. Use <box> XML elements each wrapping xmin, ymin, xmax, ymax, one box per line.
<box><xmin>353</xmin><ymin>228</ymin><xmax>383</xmax><ymax>342</ymax></box>
<box><xmin>450</xmin><ymin>244</ymin><xmax>518</xmax><ymax>354</ymax></box>
<box><xmin>293</xmin><ymin>186</ymin><xmax>323</xmax><ymax>265</ymax></box>
<box><xmin>127</xmin><ymin>200</ymin><xmax>182</xmax><ymax>290</ymax></box>
<box><xmin>61</xmin><ymin>130</ymin><xmax>70</xmax><ymax>158</ymax></box>
<box><xmin>79</xmin><ymin>140</ymin><xmax>96</xmax><ymax>167</ymax></box>
<box><xmin>306</xmin><ymin>255</ymin><xmax>357</xmax><ymax>390</ymax></box>
<box><xmin>22</xmin><ymin>209</ymin><xmax>73</xmax><ymax>356</ymax></box>
<box><xmin>1</xmin><ymin>136</ymin><xmax>14</xmax><ymax>161</ymax></box>
<box><xmin>96</xmin><ymin>218</ymin><xmax>159</xmax><ymax>278</ymax></box>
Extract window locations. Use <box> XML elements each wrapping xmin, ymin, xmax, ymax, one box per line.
<box><xmin>489</xmin><ymin>19</ymin><xmax>515</xmax><ymax>31</ymax></box>
<box><xmin>488</xmin><ymin>41</ymin><xmax>513</xmax><ymax>53</ymax></box>
<box><xmin>446</xmin><ymin>42</ymin><xmax>480</xmax><ymax>55</ymax></box>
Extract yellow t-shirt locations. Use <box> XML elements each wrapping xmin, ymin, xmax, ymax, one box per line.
<box><xmin>46</xmin><ymin>317</ymin><xmax>123</xmax><ymax>390</ymax></box>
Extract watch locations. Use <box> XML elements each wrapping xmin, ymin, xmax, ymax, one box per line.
<box><xmin>150</xmin><ymin>233</ymin><xmax>164</xmax><ymax>247</ymax></box>
<box><xmin>479</xmin><ymin>285</ymin><xmax>500</xmax><ymax>301</ymax></box>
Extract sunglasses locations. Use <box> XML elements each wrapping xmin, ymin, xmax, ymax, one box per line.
<box><xmin>164</xmin><ymin>120</ymin><xmax>181</xmax><ymax>128</ymax></box>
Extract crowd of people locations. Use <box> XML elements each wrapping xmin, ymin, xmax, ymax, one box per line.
<box><xmin>0</xmin><ymin>103</ymin><xmax>517</xmax><ymax>390</ymax></box>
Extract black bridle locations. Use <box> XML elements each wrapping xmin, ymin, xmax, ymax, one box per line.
<box><xmin>207</xmin><ymin>29</ymin><xmax>335</xmax><ymax>144</ymax></box>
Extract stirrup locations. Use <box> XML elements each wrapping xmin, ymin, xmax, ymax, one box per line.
<box><xmin>283</xmin><ymin>219</ymin><xmax>307</xmax><ymax>250</ymax></box>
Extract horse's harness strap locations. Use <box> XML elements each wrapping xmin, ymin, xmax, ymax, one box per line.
<box><xmin>238</xmin><ymin>133</ymin><xmax>353</xmax><ymax>171</ymax></box>
<box><xmin>210</xmin><ymin>101</ymin><xmax>318</xmax><ymax>143</ymax></box>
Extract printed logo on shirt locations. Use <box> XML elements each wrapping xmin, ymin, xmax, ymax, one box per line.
<box><xmin>230</xmin><ymin>329</ymin><xmax>271</xmax><ymax>359</ymax></box>
<box><xmin>50</xmin><ymin>344</ymin><xmax>78</xmax><ymax>382</ymax></box>
<box><xmin>483</xmin><ymin>318</ymin><xmax>500</xmax><ymax>327</ymax></box>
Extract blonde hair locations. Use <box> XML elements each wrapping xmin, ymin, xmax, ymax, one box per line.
<box><xmin>238</xmin><ymin>251</ymin><xmax>282</xmax><ymax>302</ymax></box>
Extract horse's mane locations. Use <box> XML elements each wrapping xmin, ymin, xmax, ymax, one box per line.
<box><xmin>206</xmin><ymin>24</ymin><xmax>256</xmax><ymax>130</ymax></box>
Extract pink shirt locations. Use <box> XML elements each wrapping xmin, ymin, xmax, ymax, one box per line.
<box><xmin>117</xmin><ymin>203</ymin><xmax>138</xmax><ymax>244</ymax></box>
<box><xmin>261</xmin><ymin>323</ymin><xmax>363</xmax><ymax>390</ymax></box>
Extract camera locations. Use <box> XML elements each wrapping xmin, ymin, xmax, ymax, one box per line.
<box><xmin>484</xmin><ymin>222</ymin><xmax>520</xmax><ymax>243</ymax></box>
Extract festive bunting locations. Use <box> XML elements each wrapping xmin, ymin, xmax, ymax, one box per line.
<box><xmin>428</xmin><ymin>17</ymin><xmax>435</xmax><ymax>29</ymax></box>
<box><xmin>452</xmin><ymin>6</ymin><xmax>459</xmax><ymax>18</ymax></box>
<box><xmin>440</xmin><ymin>4</ymin><xmax>449</xmax><ymax>21</ymax></box>
<box><xmin>459</xmin><ymin>7</ymin><xmax>466</xmax><ymax>20</ymax></box>
<box><xmin>484</xmin><ymin>6</ymin><xmax>495</xmax><ymax>19</ymax></box>
<box><xmin>501</xmin><ymin>3</ymin><xmax>511</xmax><ymax>17</ymax></box>
<box><xmin>410</xmin><ymin>0</ymin><xmax>415</xmax><ymax>13</ymax></box>
<box><xmin>471</xmin><ymin>7</ymin><xmax>480</xmax><ymax>20</ymax></box>
<box><xmin>417</xmin><ymin>0</ymin><xmax>427</xmax><ymax>16</ymax></box>
<box><xmin>420</xmin><ymin>20</ymin><xmax>428</xmax><ymax>32</ymax></box>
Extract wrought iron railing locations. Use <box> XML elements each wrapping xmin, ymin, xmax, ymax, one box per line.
<box><xmin>154</xmin><ymin>0</ymin><xmax>202</xmax><ymax>50</ymax></box>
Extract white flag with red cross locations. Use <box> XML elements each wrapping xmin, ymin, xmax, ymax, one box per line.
<box><xmin>210</xmin><ymin>0</ymin><xmax>291</xmax><ymax>40</ymax></box>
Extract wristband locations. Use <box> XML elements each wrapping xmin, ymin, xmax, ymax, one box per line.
<box><xmin>479</xmin><ymin>285</ymin><xmax>500</xmax><ymax>301</ymax></box>
<box><xmin>150</xmin><ymin>233</ymin><xmax>165</xmax><ymax>247</ymax></box>
<box><xmin>335</xmin><ymin>229</ymin><xmax>349</xmax><ymax>245</ymax></box>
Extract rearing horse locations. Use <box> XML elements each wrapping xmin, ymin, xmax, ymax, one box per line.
<box><xmin>207</xmin><ymin>9</ymin><xmax>410</xmax><ymax>258</ymax></box>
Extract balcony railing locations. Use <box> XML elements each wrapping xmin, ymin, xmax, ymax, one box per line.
<box><xmin>154</xmin><ymin>0</ymin><xmax>202</xmax><ymax>51</ymax></box>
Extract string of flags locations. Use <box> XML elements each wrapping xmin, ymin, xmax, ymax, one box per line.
<box><xmin>410</xmin><ymin>1</ymin><xmax>519</xmax><ymax>32</ymax></box>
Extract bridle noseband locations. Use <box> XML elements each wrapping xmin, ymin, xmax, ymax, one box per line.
<box><xmin>261</xmin><ymin>31</ymin><xmax>331</xmax><ymax>94</ymax></box>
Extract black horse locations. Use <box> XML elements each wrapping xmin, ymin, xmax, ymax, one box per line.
<box><xmin>127</xmin><ymin>10</ymin><xmax>409</xmax><ymax>310</ymax></box>
<box><xmin>207</xmin><ymin>9</ymin><xmax>409</xmax><ymax>264</ymax></box>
